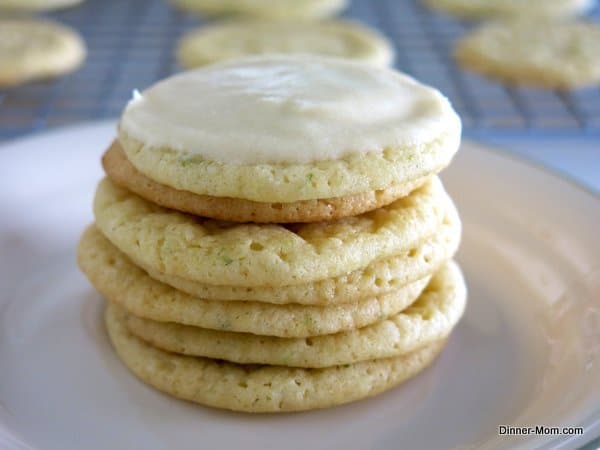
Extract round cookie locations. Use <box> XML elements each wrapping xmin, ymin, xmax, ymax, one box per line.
<box><xmin>106</xmin><ymin>304</ymin><xmax>446</xmax><ymax>413</ymax></box>
<box><xmin>168</xmin><ymin>0</ymin><xmax>347</xmax><ymax>20</ymax></box>
<box><xmin>0</xmin><ymin>0</ymin><xmax>83</xmax><ymax>11</ymax></box>
<box><xmin>139</xmin><ymin>210</ymin><xmax>460</xmax><ymax>305</ymax></box>
<box><xmin>455</xmin><ymin>20</ymin><xmax>600</xmax><ymax>89</ymax></box>
<box><xmin>118</xmin><ymin>55</ymin><xmax>461</xmax><ymax>203</ymax></box>
<box><xmin>424</xmin><ymin>0</ymin><xmax>595</xmax><ymax>19</ymax></box>
<box><xmin>93</xmin><ymin>177</ymin><xmax>456</xmax><ymax>287</ymax></box>
<box><xmin>103</xmin><ymin>142</ymin><xmax>430</xmax><ymax>223</ymax></box>
<box><xmin>78</xmin><ymin>227</ymin><xmax>430</xmax><ymax>338</ymax></box>
<box><xmin>125</xmin><ymin>261</ymin><xmax>466</xmax><ymax>368</ymax></box>
<box><xmin>0</xmin><ymin>19</ymin><xmax>86</xmax><ymax>87</ymax></box>
<box><xmin>82</xmin><ymin>208</ymin><xmax>459</xmax><ymax>305</ymax></box>
<box><xmin>177</xmin><ymin>20</ymin><xmax>394</xmax><ymax>69</ymax></box>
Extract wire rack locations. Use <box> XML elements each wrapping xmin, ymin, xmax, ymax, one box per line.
<box><xmin>1</xmin><ymin>0</ymin><xmax>599</xmax><ymax>141</ymax></box>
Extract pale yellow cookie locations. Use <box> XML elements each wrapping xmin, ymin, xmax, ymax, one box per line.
<box><xmin>106</xmin><ymin>303</ymin><xmax>446</xmax><ymax>413</ymax></box>
<box><xmin>177</xmin><ymin>20</ymin><xmax>394</xmax><ymax>69</ymax></box>
<box><xmin>125</xmin><ymin>261</ymin><xmax>466</xmax><ymax>368</ymax></box>
<box><xmin>0</xmin><ymin>19</ymin><xmax>86</xmax><ymax>87</ymax></box>
<box><xmin>102</xmin><ymin>142</ymin><xmax>430</xmax><ymax>223</ymax></box>
<box><xmin>118</xmin><ymin>56</ymin><xmax>461</xmax><ymax>203</ymax></box>
<box><xmin>424</xmin><ymin>0</ymin><xmax>595</xmax><ymax>19</ymax></box>
<box><xmin>140</xmin><ymin>211</ymin><xmax>459</xmax><ymax>305</ymax></box>
<box><xmin>93</xmin><ymin>177</ymin><xmax>456</xmax><ymax>287</ymax></box>
<box><xmin>169</xmin><ymin>0</ymin><xmax>347</xmax><ymax>20</ymax></box>
<box><xmin>0</xmin><ymin>0</ymin><xmax>83</xmax><ymax>11</ymax></box>
<box><xmin>455</xmin><ymin>20</ymin><xmax>600</xmax><ymax>89</ymax></box>
<box><xmin>78</xmin><ymin>227</ymin><xmax>430</xmax><ymax>338</ymax></box>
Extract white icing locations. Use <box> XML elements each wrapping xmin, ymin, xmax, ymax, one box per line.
<box><xmin>120</xmin><ymin>56</ymin><xmax>459</xmax><ymax>164</ymax></box>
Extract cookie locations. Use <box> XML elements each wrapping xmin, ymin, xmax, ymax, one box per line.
<box><xmin>93</xmin><ymin>177</ymin><xmax>455</xmax><ymax>287</ymax></box>
<box><xmin>78</xmin><ymin>226</ymin><xmax>430</xmax><ymax>338</ymax></box>
<box><xmin>125</xmin><ymin>261</ymin><xmax>465</xmax><ymax>368</ymax></box>
<box><xmin>424</xmin><ymin>0</ymin><xmax>595</xmax><ymax>19</ymax></box>
<box><xmin>177</xmin><ymin>20</ymin><xmax>394</xmax><ymax>69</ymax></box>
<box><xmin>106</xmin><ymin>303</ymin><xmax>446</xmax><ymax>413</ymax></box>
<box><xmin>0</xmin><ymin>19</ymin><xmax>86</xmax><ymax>87</ymax></box>
<box><xmin>455</xmin><ymin>20</ymin><xmax>600</xmax><ymax>89</ymax></box>
<box><xmin>0</xmin><ymin>0</ymin><xmax>83</xmax><ymax>11</ymax></box>
<box><xmin>103</xmin><ymin>142</ymin><xmax>429</xmax><ymax>223</ymax></box>
<box><xmin>118</xmin><ymin>55</ymin><xmax>461</xmax><ymax>203</ymax></box>
<box><xmin>168</xmin><ymin>0</ymin><xmax>347</xmax><ymax>20</ymax></box>
<box><xmin>139</xmin><ymin>209</ymin><xmax>460</xmax><ymax>305</ymax></box>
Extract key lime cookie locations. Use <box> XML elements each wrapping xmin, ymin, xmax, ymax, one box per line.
<box><xmin>455</xmin><ymin>20</ymin><xmax>600</xmax><ymax>89</ymax></box>
<box><xmin>176</xmin><ymin>20</ymin><xmax>394</xmax><ymax>69</ymax></box>
<box><xmin>78</xmin><ymin>226</ymin><xmax>431</xmax><ymax>337</ymax></box>
<box><xmin>124</xmin><ymin>262</ymin><xmax>466</xmax><ymax>368</ymax></box>
<box><xmin>424</xmin><ymin>0</ymin><xmax>595</xmax><ymax>19</ymax></box>
<box><xmin>84</xmin><ymin>201</ymin><xmax>460</xmax><ymax>305</ymax></box>
<box><xmin>0</xmin><ymin>19</ymin><xmax>86</xmax><ymax>87</ymax></box>
<box><xmin>115</xmin><ymin>55</ymin><xmax>461</xmax><ymax>222</ymax></box>
<box><xmin>106</xmin><ymin>304</ymin><xmax>446</xmax><ymax>413</ymax></box>
<box><xmin>169</xmin><ymin>0</ymin><xmax>347</xmax><ymax>19</ymax></box>
<box><xmin>93</xmin><ymin>177</ymin><xmax>456</xmax><ymax>287</ymax></box>
<box><xmin>0</xmin><ymin>0</ymin><xmax>83</xmax><ymax>11</ymax></box>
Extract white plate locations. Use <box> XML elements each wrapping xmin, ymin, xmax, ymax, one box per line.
<box><xmin>0</xmin><ymin>122</ymin><xmax>598</xmax><ymax>450</ymax></box>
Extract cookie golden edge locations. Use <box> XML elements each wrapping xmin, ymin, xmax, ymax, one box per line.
<box><xmin>124</xmin><ymin>260</ymin><xmax>466</xmax><ymax>368</ymax></box>
<box><xmin>105</xmin><ymin>303</ymin><xmax>447</xmax><ymax>413</ymax></box>
<box><xmin>103</xmin><ymin>141</ymin><xmax>431</xmax><ymax>223</ymax></box>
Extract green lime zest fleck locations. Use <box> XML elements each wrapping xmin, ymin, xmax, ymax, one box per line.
<box><xmin>306</xmin><ymin>173</ymin><xmax>315</xmax><ymax>183</ymax></box>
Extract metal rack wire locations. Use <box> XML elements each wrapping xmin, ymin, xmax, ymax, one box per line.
<box><xmin>1</xmin><ymin>0</ymin><xmax>599</xmax><ymax>141</ymax></box>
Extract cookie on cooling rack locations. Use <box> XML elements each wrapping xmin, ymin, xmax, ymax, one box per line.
<box><xmin>0</xmin><ymin>19</ymin><xmax>86</xmax><ymax>87</ymax></box>
<box><xmin>177</xmin><ymin>20</ymin><xmax>394</xmax><ymax>69</ymax></box>
<box><xmin>169</xmin><ymin>0</ymin><xmax>347</xmax><ymax>19</ymax></box>
<box><xmin>0</xmin><ymin>0</ymin><xmax>83</xmax><ymax>11</ymax></box>
<box><xmin>455</xmin><ymin>20</ymin><xmax>600</xmax><ymax>90</ymax></box>
<box><xmin>424</xmin><ymin>0</ymin><xmax>595</xmax><ymax>19</ymax></box>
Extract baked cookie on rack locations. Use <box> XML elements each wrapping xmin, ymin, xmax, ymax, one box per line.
<box><xmin>0</xmin><ymin>0</ymin><xmax>83</xmax><ymax>11</ymax></box>
<box><xmin>455</xmin><ymin>20</ymin><xmax>600</xmax><ymax>89</ymax></box>
<box><xmin>424</xmin><ymin>0</ymin><xmax>595</xmax><ymax>19</ymax></box>
<box><xmin>177</xmin><ymin>20</ymin><xmax>394</xmax><ymax>69</ymax></box>
<box><xmin>169</xmin><ymin>0</ymin><xmax>347</xmax><ymax>19</ymax></box>
<box><xmin>0</xmin><ymin>19</ymin><xmax>86</xmax><ymax>87</ymax></box>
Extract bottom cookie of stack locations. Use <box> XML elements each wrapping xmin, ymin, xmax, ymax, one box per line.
<box><xmin>103</xmin><ymin>262</ymin><xmax>466</xmax><ymax>413</ymax></box>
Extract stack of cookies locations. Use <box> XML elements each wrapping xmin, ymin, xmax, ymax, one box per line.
<box><xmin>78</xmin><ymin>55</ymin><xmax>467</xmax><ymax>413</ymax></box>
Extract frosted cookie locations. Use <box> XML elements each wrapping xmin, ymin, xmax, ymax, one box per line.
<box><xmin>78</xmin><ymin>227</ymin><xmax>430</xmax><ymax>338</ymax></box>
<box><xmin>177</xmin><ymin>20</ymin><xmax>394</xmax><ymax>69</ymax></box>
<box><xmin>455</xmin><ymin>20</ymin><xmax>600</xmax><ymax>89</ymax></box>
<box><xmin>125</xmin><ymin>262</ymin><xmax>466</xmax><ymax>368</ymax></box>
<box><xmin>102</xmin><ymin>142</ymin><xmax>429</xmax><ymax>223</ymax></box>
<box><xmin>0</xmin><ymin>19</ymin><xmax>86</xmax><ymax>87</ymax></box>
<box><xmin>93</xmin><ymin>177</ymin><xmax>456</xmax><ymax>287</ymax></box>
<box><xmin>0</xmin><ymin>0</ymin><xmax>83</xmax><ymax>11</ymax></box>
<box><xmin>106</xmin><ymin>304</ymin><xmax>446</xmax><ymax>412</ymax></box>
<box><xmin>424</xmin><ymin>0</ymin><xmax>595</xmax><ymax>19</ymax></box>
<box><xmin>118</xmin><ymin>55</ymin><xmax>461</xmax><ymax>205</ymax></box>
<box><xmin>169</xmin><ymin>0</ymin><xmax>347</xmax><ymax>20</ymax></box>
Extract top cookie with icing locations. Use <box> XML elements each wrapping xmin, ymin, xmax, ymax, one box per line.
<box><xmin>119</xmin><ymin>55</ymin><xmax>460</xmax><ymax>202</ymax></box>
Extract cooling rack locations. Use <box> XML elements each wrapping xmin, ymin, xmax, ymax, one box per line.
<box><xmin>1</xmin><ymin>0</ymin><xmax>599</xmax><ymax>140</ymax></box>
